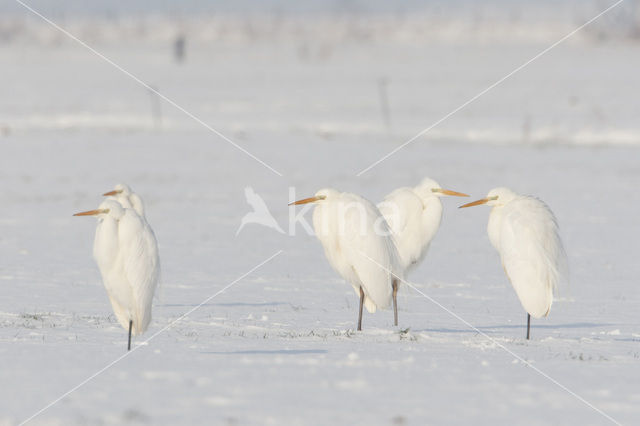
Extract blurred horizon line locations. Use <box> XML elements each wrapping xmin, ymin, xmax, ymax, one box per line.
<box><xmin>2</xmin><ymin>3</ymin><xmax>640</xmax><ymax>46</ymax></box>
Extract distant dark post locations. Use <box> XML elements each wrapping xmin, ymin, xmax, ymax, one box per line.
<box><xmin>174</xmin><ymin>34</ymin><xmax>186</xmax><ymax>63</ymax></box>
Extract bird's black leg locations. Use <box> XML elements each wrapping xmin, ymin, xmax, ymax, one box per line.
<box><xmin>128</xmin><ymin>320</ymin><xmax>133</xmax><ymax>351</ymax></box>
<box><xmin>392</xmin><ymin>279</ymin><xmax>398</xmax><ymax>326</ymax></box>
<box><xmin>358</xmin><ymin>286</ymin><xmax>364</xmax><ymax>331</ymax></box>
<box><xmin>526</xmin><ymin>314</ymin><xmax>531</xmax><ymax>340</ymax></box>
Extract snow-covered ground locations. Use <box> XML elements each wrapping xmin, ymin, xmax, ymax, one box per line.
<box><xmin>1</xmin><ymin>2</ymin><xmax>640</xmax><ymax>425</ymax></box>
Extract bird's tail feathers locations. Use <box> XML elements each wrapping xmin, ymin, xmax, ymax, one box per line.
<box><xmin>364</xmin><ymin>297</ymin><xmax>377</xmax><ymax>313</ymax></box>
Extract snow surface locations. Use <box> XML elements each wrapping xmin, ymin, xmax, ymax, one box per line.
<box><xmin>1</xmin><ymin>3</ymin><xmax>640</xmax><ymax>425</ymax></box>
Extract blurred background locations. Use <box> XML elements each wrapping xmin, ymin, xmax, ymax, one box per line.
<box><xmin>2</xmin><ymin>2</ymin><xmax>640</xmax><ymax>424</ymax></box>
<box><xmin>1</xmin><ymin>0</ymin><xmax>639</xmax><ymax>147</ymax></box>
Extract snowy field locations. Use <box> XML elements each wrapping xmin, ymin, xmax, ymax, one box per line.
<box><xmin>2</xmin><ymin>2</ymin><xmax>640</xmax><ymax>425</ymax></box>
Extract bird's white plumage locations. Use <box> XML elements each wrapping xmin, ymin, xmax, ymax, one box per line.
<box><xmin>106</xmin><ymin>183</ymin><xmax>146</xmax><ymax>218</ymax></box>
<box><xmin>105</xmin><ymin>183</ymin><xmax>161</xmax><ymax>296</ymax></box>
<box><xmin>118</xmin><ymin>209</ymin><xmax>160</xmax><ymax>332</ymax></box>
<box><xmin>378</xmin><ymin>178</ymin><xmax>445</xmax><ymax>271</ymax></box>
<box><xmin>484</xmin><ymin>187</ymin><xmax>567</xmax><ymax>318</ymax></box>
<box><xmin>88</xmin><ymin>199</ymin><xmax>160</xmax><ymax>335</ymax></box>
<box><xmin>311</xmin><ymin>188</ymin><xmax>402</xmax><ymax>313</ymax></box>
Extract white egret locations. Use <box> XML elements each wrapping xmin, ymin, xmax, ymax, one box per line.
<box><xmin>378</xmin><ymin>177</ymin><xmax>468</xmax><ymax>272</ymax></box>
<box><xmin>290</xmin><ymin>189</ymin><xmax>403</xmax><ymax>330</ymax></box>
<box><xmin>103</xmin><ymin>183</ymin><xmax>160</xmax><ymax>299</ymax></box>
<box><xmin>460</xmin><ymin>187</ymin><xmax>567</xmax><ymax>339</ymax></box>
<box><xmin>74</xmin><ymin>199</ymin><xmax>160</xmax><ymax>350</ymax></box>
<box><xmin>103</xmin><ymin>183</ymin><xmax>145</xmax><ymax>218</ymax></box>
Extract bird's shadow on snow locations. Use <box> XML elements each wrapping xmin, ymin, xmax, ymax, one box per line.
<box><xmin>415</xmin><ymin>322</ymin><xmax>610</xmax><ymax>334</ymax></box>
<box><xmin>202</xmin><ymin>349</ymin><xmax>328</xmax><ymax>355</ymax></box>
<box><xmin>160</xmin><ymin>302</ymin><xmax>289</xmax><ymax>308</ymax></box>
<box><xmin>481</xmin><ymin>322</ymin><xmax>610</xmax><ymax>330</ymax></box>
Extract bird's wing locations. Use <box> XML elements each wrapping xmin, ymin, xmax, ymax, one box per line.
<box><xmin>378</xmin><ymin>187</ymin><xmax>415</xmax><ymax>236</ymax></box>
<box><xmin>340</xmin><ymin>194</ymin><xmax>398</xmax><ymax>312</ymax></box>
<box><xmin>118</xmin><ymin>210</ymin><xmax>160</xmax><ymax>335</ymax></box>
<box><xmin>378</xmin><ymin>188</ymin><xmax>430</xmax><ymax>270</ymax></box>
<box><xmin>499</xmin><ymin>196</ymin><xmax>567</xmax><ymax>318</ymax></box>
<box><xmin>144</xmin><ymin>223</ymin><xmax>162</xmax><ymax>300</ymax></box>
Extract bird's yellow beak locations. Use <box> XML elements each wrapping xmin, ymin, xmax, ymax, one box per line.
<box><xmin>432</xmin><ymin>188</ymin><xmax>469</xmax><ymax>197</ymax></box>
<box><xmin>459</xmin><ymin>196</ymin><xmax>497</xmax><ymax>208</ymax></box>
<box><xmin>103</xmin><ymin>189</ymin><xmax>122</xmax><ymax>196</ymax></box>
<box><xmin>73</xmin><ymin>208</ymin><xmax>109</xmax><ymax>216</ymax></box>
<box><xmin>288</xmin><ymin>195</ymin><xmax>326</xmax><ymax>206</ymax></box>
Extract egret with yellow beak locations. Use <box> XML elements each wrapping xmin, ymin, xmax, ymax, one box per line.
<box><xmin>459</xmin><ymin>187</ymin><xmax>567</xmax><ymax>339</ymax></box>
<box><xmin>103</xmin><ymin>183</ymin><xmax>146</xmax><ymax>218</ymax></box>
<box><xmin>378</xmin><ymin>177</ymin><xmax>468</xmax><ymax>273</ymax></box>
<box><xmin>103</xmin><ymin>183</ymin><xmax>159</xmax><ymax>288</ymax></box>
<box><xmin>290</xmin><ymin>189</ymin><xmax>403</xmax><ymax>331</ymax></box>
<box><xmin>74</xmin><ymin>199</ymin><xmax>160</xmax><ymax>350</ymax></box>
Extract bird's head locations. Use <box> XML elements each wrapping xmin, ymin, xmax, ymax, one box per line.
<box><xmin>74</xmin><ymin>199</ymin><xmax>125</xmax><ymax>219</ymax></box>
<box><xmin>415</xmin><ymin>177</ymin><xmax>468</xmax><ymax>200</ymax></box>
<box><xmin>288</xmin><ymin>188</ymin><xmax>337</xmax><ymax>205</ymax></box>
<box><xmin>103</xmin><ymin>183</ymin><xmax>132</xmax><ymax>197</ymax></box>
<box><xmin>459</xmin><ymin>187</ymin><xmax>516</xmax><ymax>209</ymax></box>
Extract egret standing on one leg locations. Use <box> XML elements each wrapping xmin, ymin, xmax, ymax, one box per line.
<box><xmin>378</xmin><ymin>177</ymin><xmax>468</xmax><ymax>273</ymax></box>
<box><xmin>290</xmin><ymin>189</ymin><xmax>403</xmax><ymax>330</ymax></box>
<box><xmin>103</xmin><ymin>183</ymin><xmax>161</xmax><ymax>300</ymax></box>
<box><xmin>459</xmin><ymin>187</ymin><xmax>567</xmax><ymax>339</ymax></box>
<box><xmin>74</xmin><ymin>199</ymin><xmax>160</xmax><ymax>350</ymax></box>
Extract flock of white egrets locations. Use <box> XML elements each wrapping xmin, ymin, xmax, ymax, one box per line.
<box><xmin>76</xmin><ymin>179</ymin><xmax>567</xmax><ymax>350</ymax></box>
